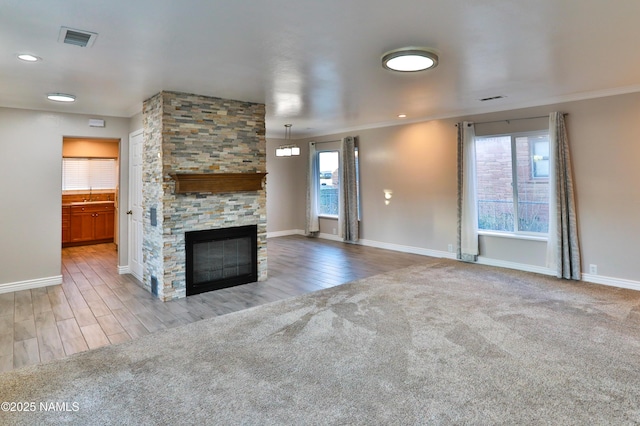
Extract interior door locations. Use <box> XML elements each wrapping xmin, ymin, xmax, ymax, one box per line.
<box><xmin>128</xmin><ymin>129</ymin><xmax>144</xmax><ymax>281</ymax></box>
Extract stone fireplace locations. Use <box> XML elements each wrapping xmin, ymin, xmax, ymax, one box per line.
<box><xmin>142</xmin><ymin>91</ymin><xmax>267</xmax><ymax>301</ymax></box>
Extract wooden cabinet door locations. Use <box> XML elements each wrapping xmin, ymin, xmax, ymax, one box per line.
<box><xmin>69</xmin><ymin>203</ymin><xmax>115</xmax><ymax>245</ymax></box>
<box><xmin>93</xmin><ymin>210</ymin><xmax>114</xmax><ymax>240</ymax></box>
<box><xmin>62</xmin><ymin>206</ymin><xmax>71</xmax><ymax>244</ymax></box>
<box><xmin>70</xmin><ymin>210</ymin><xmax>95</xmax><ymax>242</ymax></box>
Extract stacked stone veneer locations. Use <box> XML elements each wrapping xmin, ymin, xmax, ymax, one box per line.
<box><xmin>142</xmin><ymin>91</ymin><xmax>267</xmax><ymax>301</ymax></box>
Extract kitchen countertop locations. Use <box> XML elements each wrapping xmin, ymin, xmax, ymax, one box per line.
<box><xmin>63</xmin><ymin>201</ymin><xmax>115</xmax><ymax>206</ymax></box>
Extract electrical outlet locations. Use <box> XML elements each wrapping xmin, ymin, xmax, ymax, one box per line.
<box><xmin>332</xmin><ymin>228</ymin><xmax>337</xmax><ymax>235</ymax></box>
<box><xmin>589</xmin><ymin>264</ymin><xmax>598</xmax><ymax>275</ymax></box>
<box><xmin>151</xmin><ymin>275</ymin><xmax>158</xmax><ymax>296</ymax></box>
<box><xmin>448</xmin><ymin>244</ymin><xmax>453</xmax><ymax>253</ymax></box>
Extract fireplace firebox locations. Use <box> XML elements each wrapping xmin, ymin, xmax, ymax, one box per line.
<box><xmin>185</xmin><ymin>225</ymin><xmax>258</xmax><ymax>296</ymax></box>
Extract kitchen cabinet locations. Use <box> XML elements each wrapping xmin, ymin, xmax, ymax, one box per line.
<box><xmin>69</xmin><ymin>202</ymin><xmax>115</xmax><ymax>245</ymax></box>
<box><xmin>62</xmin><ymin>205</ymin><xmax>70</xmax><ymax>244</ymax></box>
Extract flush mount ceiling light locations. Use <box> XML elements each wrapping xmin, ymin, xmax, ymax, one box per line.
<box><xmin>382</xmin><ymin>47</ymin><xmax>438</xmax><ymax>72</ymax></box>
<box><xmin>47</xmin><ymin>93</ymin><xmax>76</xmax><ymax>102</ymax></box>
<box><xmin>17</xmin><ymin>54</ymin><xmax>41</xmax><ymax>62</ymax></box>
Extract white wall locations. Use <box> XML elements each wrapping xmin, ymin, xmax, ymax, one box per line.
<box><xmin>0</xmin><ymin>107</ymin><xmax>132</xmax><ymax>289</ymax></box>
<box><xmin>266</xmin><ymin>92</ymin><xmax>640</xmax><ymax>284</ymax></box>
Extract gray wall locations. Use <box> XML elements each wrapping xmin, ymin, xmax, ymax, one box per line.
<box><xmin>266</xmin><ymin>92</ymin><xmax>640</xmax><ymax>283</ymax></box>
<box><xmin>2</xmin><ymin>90</ymin><xmax>639</xmax><ymax>288</ymax></box>
<box><xmin>266</xmin><ymin>137</ymin><xmax>307</xmax><ymax>234</ymax></box>
<box><xmin>0</xmin><ymin>107</ymin><xmax>132</xmax><ymax>286</ymax></box>
<box><xmin>129</xmin><ymin>111</ymin><xmax>143</xmax><ymax>133</ymax></box>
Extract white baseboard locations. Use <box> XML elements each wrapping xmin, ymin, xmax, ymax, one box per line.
<box><xmin>581</xmin><ymin>273</ymin><xmax>640</xmax><ymax>292</ymax></box>
<box><xmin>118</xmin><ymin>265</ymin><xmax>130</xmax><ymax>275</ymax></box>
<box><xmin>476</xmin><ymin>259</ymin><xmax>640</xmax><ymax>291</ymax></box>
<box><xmin>266</xmin><ymin>232</ymin><xmax>640</xmax><ymax>292</ymax></box>
<box><xmin>460</xmin><ymin>257</ymin><xmax>640</xmax><ymax>292</ymax></box>
<box><xmin>317</xmin><ymin>232</ymin><xmax>344</xmax><ymax>242</ymax></box>
<box><xmin>358</xmin><ymin>238</ymin><xmax>456</xmax><ymax>259</ymax></box>
<box><xmin>476</xmin><ymin>257</ymin><xmax>556</xmax><ymax>276</ymax></box>
<box><xmin>0</xmin><ymin>275</ymin><xmax>63</xmax><ymax>295</ymax></box>
<box><xmin>267</xmin><ymin>231</ymin><xmax>454</xmax><ymax>257</ymax></box>
<box><xmin>266</xmin><ymin>229</ymin><xmax>305</xmax><ymax>238</ymax></box>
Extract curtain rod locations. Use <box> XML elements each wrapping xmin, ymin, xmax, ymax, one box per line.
<box><xmin>310</xmin><ymin>140</ymin><xmax>341</xmax><ymax>145</ymax></box>
<box><xmin>455</xmin><ymin>113</ymin><xmax>568</xmax><ymax>127</ymax></box>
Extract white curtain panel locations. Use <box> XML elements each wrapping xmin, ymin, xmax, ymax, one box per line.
<box><xmin>305</xmin><ymin>142</ymin><xmax>320</xmax><ymax>236</ymax></box>
<box><xmin>339</xmin><ymin>136</ymin><xmax>359</xmax><ymax>243</ymax></box>
<box><xmin>457</xmin><ymin>121</ymin><xmax>479</xmax><ymax>261</ymax></box>
<box><xmin>546</xmin><ymin>112</ymin><xmax>582</xmax><ymax>279</ymax></box>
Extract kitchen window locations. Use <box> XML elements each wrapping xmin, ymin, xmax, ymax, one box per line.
<box><xmin>62</xmin><ymin>158</ymin><xmax>117</xmax><ymax>191</ymax></box>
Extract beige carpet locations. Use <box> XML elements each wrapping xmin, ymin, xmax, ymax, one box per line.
<box><xmin>1</xmin><ymin>260</ymin><xmax>640</xmax><ymax>425</ymax></box>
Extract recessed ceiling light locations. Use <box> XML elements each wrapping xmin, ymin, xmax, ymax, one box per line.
<box><xmin>47</xmin><ymin>93</ymin><xmax>76</xmax><ymax>102</ymax></box>
<box><xmin>382</xmin><ymin>48</ymin><xmax>438</xmax><ymax>72</ymax></box>
<box><xmin>17</xmin><ymin>54</ymin><xmax>41</xmax><ymax>62</ymax></box>
<box><xmin>398</xmin><ymin>114</ymin><xmax>407</xmax><ymax>118</ymax></box>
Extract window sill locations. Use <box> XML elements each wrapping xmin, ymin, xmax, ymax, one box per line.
<box><xmin>478</xmin><ymin>231</ymin><xmax>547</xmax><ymax>242</ymax></box>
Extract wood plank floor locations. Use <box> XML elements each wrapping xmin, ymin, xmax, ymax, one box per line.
<box><xmin>0</xmin><ymin>235</ymin><xmax>433</xmax><ymax>372</ymax></box>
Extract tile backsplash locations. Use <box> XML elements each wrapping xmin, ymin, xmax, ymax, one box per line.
<box><xmin>62</xmin><ymin>192</ymin><xmax>115</xmax><ymax>204</ymax></box>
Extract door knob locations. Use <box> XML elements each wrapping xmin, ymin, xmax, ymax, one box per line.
<box><xmin>126</xmin><ymin>210</ymin><xmax>133</xmax><ymax>215</ymax></box>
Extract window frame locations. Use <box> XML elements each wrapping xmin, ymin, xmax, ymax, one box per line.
<box><xmin>316</xmin><ymin>149</ymin><xmax>340</xmax><ymax>219</ymax></box>
<box><xmin>314</xmin><ymin>145</ymin><xmax>361</xmax><ymax>221</ymax></box>
<box><xmin>531</xmin><ymin>138</ymin><xmax>550</xmax><ymax>179</ymax></box>
<box><xmin>475</xmin><ymin>130</ymin><xmax>549</xmax><ymax>239</ymax></box>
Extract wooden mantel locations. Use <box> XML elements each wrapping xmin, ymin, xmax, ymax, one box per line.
<box><xmin>169</xmin><ymin>172</ymin><xmax>267</xmax><ymax>194</ymax></box>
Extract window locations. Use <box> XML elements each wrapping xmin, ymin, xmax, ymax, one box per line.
<box><xmin>475</xmin><ymin>132</ymin><xmax>549</xmax><ymax>234</ymax></box>
<box><xmin>532</xmin><ymin>138</ymin><xmax>549</xmax><ymax>178</ymax></box>
<box><xmin>317</xmin><ymin>151</ymin><xmax>339</xmax><ymax>216</ymax></box>
<box><xmin>315</xmin><ymin>147</ymin><xmax>361</xmax><ymax>219</ymax></box>
<box><xmin>62</xmin><ymin>158</ymin><xmax>117</xmax><ymax>190</ymax></box>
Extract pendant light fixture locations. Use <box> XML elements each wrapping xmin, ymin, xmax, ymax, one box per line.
<box><xmin>275</xmin><ymin>124</ymin><xmax>300</xmax><ymax>157</ymax></box>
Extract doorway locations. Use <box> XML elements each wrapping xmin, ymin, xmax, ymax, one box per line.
<box><xmin>61</xmin><ymin>137</ymin><xmax>121</xmax><ymax>267</ymax></box>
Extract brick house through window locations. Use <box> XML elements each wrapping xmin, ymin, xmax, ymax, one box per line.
<box><xmin>475</xmin><ymin>132</ymin><xmax>549</xmax><ymax>234</ymax></box>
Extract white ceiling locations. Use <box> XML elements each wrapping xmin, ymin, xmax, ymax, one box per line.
<box><xmin>3</xmin><ymin>0</ymin><xmax>640</xmax><ymax>138</ymax></box>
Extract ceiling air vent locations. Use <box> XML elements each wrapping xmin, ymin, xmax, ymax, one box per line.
<box><xmin>479</xmin><ymin>95</ymin><xmax>505</xmax><ymax>102</ymax></box>
<box><xmin>58</xmin><ymin>27</ymin><xmax>98</xmax><ymax>48</ymax></box>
